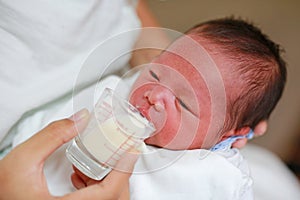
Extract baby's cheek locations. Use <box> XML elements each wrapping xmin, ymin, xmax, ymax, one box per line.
<box><xmin>129</xmin><ymin>89</ymin><xmax>142</xmax><ymax>105</ymax></box>
<box><xmin>148</xmin><ymin>107</ymin><xmax>166</xmax><ymax>132</ymax></box>
<box><xmin>145</xmin><ymin>110</ymin><xmax>181</xmax><ymax>148</ymax></box>
<box><xmin>144</xmin><ymin>127</ymin><xmax>178</xmax><ymax>148</ymax></box>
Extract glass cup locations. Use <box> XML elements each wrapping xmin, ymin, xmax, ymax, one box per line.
<box><xmin>66</xmin><ymin>88</ymin><xmax>155</xmax><ymax>180</ymax></box>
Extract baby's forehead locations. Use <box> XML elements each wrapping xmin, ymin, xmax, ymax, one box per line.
<box><xmin>153</xmin><ymin>34</ymin><xmax>228</xmax><ymax>99</ymax></box>
<box><xmin>153</xmin><ymin>35</ymin><xmax>223</xmax><ymax>77</ymax></box>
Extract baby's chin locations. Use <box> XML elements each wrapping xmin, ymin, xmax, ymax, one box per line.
<box><xmin>144</xmin><ymin>135</ymin><xmax>176</xmax><ymax>149</ymax></box>
<box><xmin>144</xmin><ymin>135</ymin><xmax>189</xmax><ymax>150</ymax></box>
<box><xmin>144</xmin><ymin>136</ymin><xmax>164</xmax><ymax>148</ymax></box>
<box><xmin>144</xmin><ymin>134</ymin><xmax>204</xmax><ymax>150</ymax></box>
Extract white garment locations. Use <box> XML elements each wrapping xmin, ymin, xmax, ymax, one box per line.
<box><xmin>0</xmin><ymin>0</ymin><xmax>140</xmax><ymax>143</ymax></box>
<box><xmin>11</xmin><ymin>75</ymin><xmax>253</xmax><ymax>199</ymax></box>
<box><xmin>130</xmin><ymin>146</ymin><xmax>253</xmax><ymax>200</ymax></box>
<box><xmin>241</xmin><ymin>144</ymin><xmax>300</xmax><ymax>200</ymax></box>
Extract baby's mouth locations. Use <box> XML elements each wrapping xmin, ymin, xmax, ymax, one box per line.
<box><xmin>135</xmin><ymin>105</ymin><xmax>151</xmax><ymax>121</ymax></box>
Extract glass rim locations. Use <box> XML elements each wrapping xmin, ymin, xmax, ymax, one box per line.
<box><xmin>103</xmin><ymin>87</ymin><xmax>156</xmax><ymax>132</ymax></box>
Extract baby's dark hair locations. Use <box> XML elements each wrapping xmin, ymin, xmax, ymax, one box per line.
<box><xmin>187</xmin><ymin>17</ymin><xmax>287</xmax><ymax>131</ymax></box>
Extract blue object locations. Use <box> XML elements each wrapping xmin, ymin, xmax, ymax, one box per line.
<box><xmin>210</xmin><ymin>129</ymin><xmax>254</xmax><ymax>151</ymax></box>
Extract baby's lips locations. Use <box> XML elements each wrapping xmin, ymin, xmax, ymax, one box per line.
<box><xmin>137</xmin><ymin>106</ymin><xmax>151</xmax><ymax>121</ymax></box>
<box><xmin>134</xmin><ymin>103</ymin><xmax>160</xmax><ymax>133</ymax></box>
<box><xmin>135</xmin><ymin>106</ymin><xmax>158</xmax><ymax>137</ymax></box>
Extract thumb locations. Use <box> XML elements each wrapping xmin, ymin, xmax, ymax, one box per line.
<box><xmin>18</xmin><ymin>109</ymin><xmax>90</xmax><ymax>164</ymax></box>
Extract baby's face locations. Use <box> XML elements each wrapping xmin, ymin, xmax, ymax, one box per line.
<box><xmin>129</xmin><ymin>41</ymin><xmax>222</xmax><ymax>150</ymax></box>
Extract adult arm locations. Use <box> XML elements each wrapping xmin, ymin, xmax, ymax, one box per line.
<box><xmin>130</xmin><ymin>0</ymin><xmax>171</xmax><ymax>67</ymax></box>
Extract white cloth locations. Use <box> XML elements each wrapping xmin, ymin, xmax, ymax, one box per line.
<box><xmin>11</xmin><ymin>75</ymin><xmax>253</xmax><ymax>199</ymax></box>
<box><xmin>241</xmin><ymin>144</ymin><xmax>300</xmax><ymax>200</ymax></box>
<box><xmin>130</xmin><ymin>146</ymin><xmax>253</xmax><ymax>200</ymax></box>
<box><xmin>0</xmin><ymin>0</ymin><xmax>140</xmax><ymax>143</ymax></box>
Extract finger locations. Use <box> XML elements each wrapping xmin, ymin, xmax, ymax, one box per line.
<box><xmin>102</xmin><ymin>150</ymin><xmax>140</xmax><ymax>189</ymax></box>
<box><xmin>63</xmin><ymin>172</ymin><xmax>131</xmax><ymax>200</ymax></box>
<box><xmin>64</xmin><ymin>171</ymin><xmax>133</xmax><ymax>200</ymax></box>
<box><xmin>18</xmin><ymin>109</ymin><xmax>89</xmax><ymax>163</ymax></box>
<box><xmin>232</xmin><ymin>138</ymin><xmax>247</xmax><ymax>148</ymax></box>
<box><xmin>72</xmin><ymin>151</ymin><xmax>139</xmax><ymax>188</ymax></box>
<box><xmin>72</xmin><ymin>165</ymin><xmax>99</xmax><ymax>187</ymax></box>
<box><xmin>63</xmin><ymin>151</ymin><xmax>139</xmax><ymax>200</ymax></box>
<box><xmin>254</xmin><ymin>120</ymin><xmax>268</xmax><ymax>136</ymax></box>
<box><xmin>71</xmin><ymin>173</ymin><xmax>86</xmax><ymax>189</ymax></box>
<box><xmin>62</xmin><ymin>184</ymin><xmax>115</xmax><ymax>200</ymax></box>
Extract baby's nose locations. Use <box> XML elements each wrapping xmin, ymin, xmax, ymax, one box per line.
<box><xmin>144</xmin><ymin>86</ymin><xmax>175</xmax><ymax>111</ymax></box>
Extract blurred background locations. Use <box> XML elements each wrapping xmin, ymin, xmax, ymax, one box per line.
<box><xmin>145</xmin><ymin>0</ymin><xmax>300</xmax><ymax>173</ymax></box>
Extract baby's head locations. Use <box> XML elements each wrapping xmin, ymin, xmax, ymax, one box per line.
<box><xmin>129</xmin><ymin>17</ymin><xmax>287</xmax><ymax>150</ymax></box>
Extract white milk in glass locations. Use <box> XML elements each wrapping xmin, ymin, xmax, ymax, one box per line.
<box><xmin>82</xmin><ymin>114</ymin><xmax>148</xmax><ymax>167</ymax></box>
<box><xmin>66</xmin><ymin>88</ymin><xmax>155</xmax><ymax>180</ymax></box>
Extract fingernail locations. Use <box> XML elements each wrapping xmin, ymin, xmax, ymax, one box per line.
<box><xmin>69</xmin><ymin>109</ymin><xmax>90</xmax><ymax>123</ymax></box>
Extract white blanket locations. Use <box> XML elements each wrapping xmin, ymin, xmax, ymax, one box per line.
<box><xmin>0</xmin><ymin>0</ymin><xmax>140</xmax><ymax>143</ymax></box>
<box><xmin>130</xmin><ymin>146</ymin><xmax>253</xmax><ymax>200</ymax></box>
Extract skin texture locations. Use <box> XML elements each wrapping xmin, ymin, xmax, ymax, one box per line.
<box><xmin>0</xmin><ymin>109</ymin><xmax>138</xmax><ymax>200</ymax></box>
<box><xmin>129</xmin><ymin>52</ymin><xmax>208</xmax><ymax>150</ymax></box>
<box><xmin>129</xmin><ymin>34</ymin><xmax>266</xmax><ymax>150</ymax></box>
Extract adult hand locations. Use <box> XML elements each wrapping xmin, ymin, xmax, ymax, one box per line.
<box><xmin>0</xmin><ymin>109</ymin><xmax>138</xmax><ymax>200</ymax></box>
<box><xmin>71</xmin><ymin>149</ymin><xmax>139</xmax><ymax>200</ymax></box>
